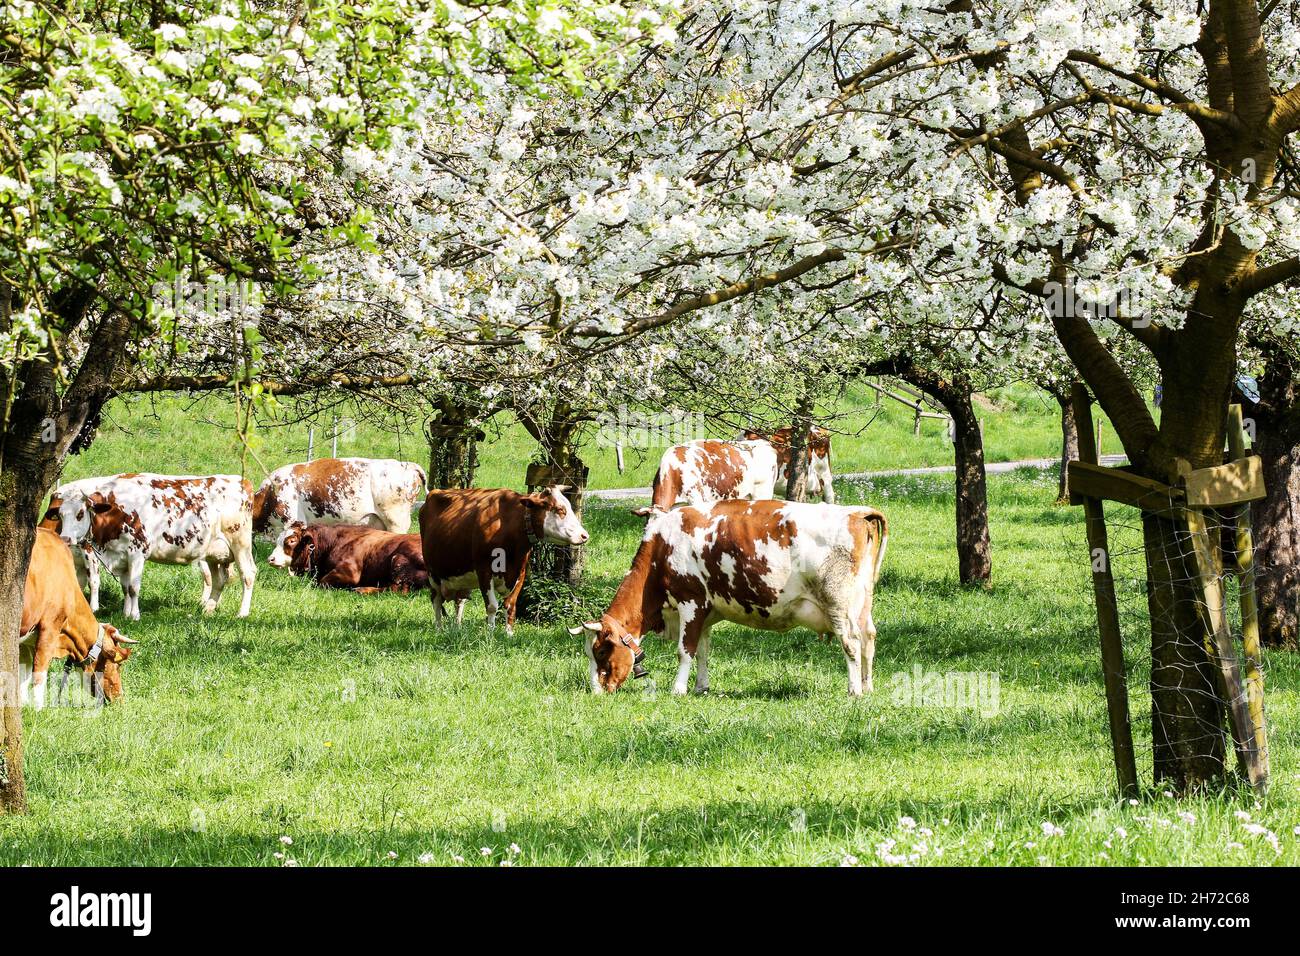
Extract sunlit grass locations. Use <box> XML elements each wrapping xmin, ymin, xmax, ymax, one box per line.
<box><xmin>2</xmin><ymin>465</ymin><xmax>1295</xmax><ymax>866</ymax></box>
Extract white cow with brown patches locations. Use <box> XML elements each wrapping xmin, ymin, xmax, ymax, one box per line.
<box><xmin>42</xmin><ymin>476</ymin><xmax>116</xmax><ymax>610</ymax></box>
<box><xmin>255</xmin><ymin>457</ymin><xmax>428</xmax><ymax>567</ymax></box>
<box><xmin>648</xmin><ymin>440</ymin><xmax>779</xmax><ymax>512</ymax></box>
<box><xmin>573</xmin><ymin>499</ymin><xmax>887</xmax><ymax>697</ymax></box>
<box><xmin>49</xmin><ymin>474</ymin><xmax>257</xmax><ymax>620</ymax></box>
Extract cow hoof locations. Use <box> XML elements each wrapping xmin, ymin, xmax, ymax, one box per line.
<box><xmin>692</xmin><ymin>686</ymin><xmax>709</xmax><ymax>696</ymax></box>
<box><xmin>671</xmin><ymin>686</ymin><xmax>688</xmax><ymax>697</ymax></box>
<box><xmin>202</xmin><ymin>602</ymin><xmax>218</xmax><ymax>615</ymax></box>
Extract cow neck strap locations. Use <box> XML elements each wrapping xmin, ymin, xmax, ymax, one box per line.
<box><xmin>75</xmin><ymin>624</ymin><xmax>107</xmax><ymax>668</ymax></box>
<box><xmin>525</xmin><ymin>509</ymin><xmax>543</xmax><ymax>549</ymax></box>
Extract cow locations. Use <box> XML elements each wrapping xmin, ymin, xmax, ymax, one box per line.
<box><xmin>47</xmin><ymin>473</ymin><xmax>257</xmax><ymax>620</ymax></box>
<box><xmin>19</xmin><ymin>528</ymin><xmax>137</xmax><ymax>709</ymax></box>
<box><xmin>41</xmin><ymin>475</ymin><xmax>118</xmax><ymax>610</ymax></box>
<box><xmin>275</xmin><ymin>523</ymin><xmax>433</xmax><ymax>596</ymax></box>
<box><xmin>571</xmin><ymin>499</ymin><xmax>887</xmax><ymax>697</ymax></box>
<box><xmin>743</xmin><ymin>426</ymin><xmax>836</xmax><ymax>503</ymax></box>
<box><xmin>255</xmin><ymin>457</ymin><xmax>428</xmax><ymax>566</ymax></box>
<box><xmin>648</xmin><ymin>439</ymin><xmax>779</xmax><ymax>512</ymax></box>
<box><xmin>418</xmin><ymin>486</ymin><xmax>589</xmax><ymax>635</ymax></box>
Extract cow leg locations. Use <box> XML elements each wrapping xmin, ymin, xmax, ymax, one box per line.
<box><xmin>29</xmin><ymin>640</ymin><xmax>55</xmax><ymax>711</ymax></box>
<box><xmin>502</xmin><ymin>563</ymin><xmax>527</xmax><ymax>638</ymax></box>
<box><xmin>454</xmin><ymin>593</ymin><xmax>467</xmax><ymax>626</ymax></box>
<box><xmin>235</xmin><ymin>543</ymin><xmax>256</xmax><ymax>618</ymax></box>
<box><xmin>672</xmin><ymin>607</ymin><xmax>708</xmax><ymax>696</ymax></box>
<box><xmin>75</xmin><ymin>547</ymin><xmax>101</xmax><ymax>612</ymax></box>
<box><xmin>430</xmin><ymin>583</ymin><xmax>446</xmax><ymax>626</ymax></box>
<box><xmin>477</xmin><ymin>569</ymin><xmax>500</xmax><ymax>633</ymax></box>
<box><xmin>860</xmin><ymin>606</ymin><xmax>878</xmax><ymax>693</ymax></box>
<box><xmin>837</xmin><ymin>620</ymin><xmax>864</xmax><ymax>697</ymax></box>
<box><xmin>122</xmin><ymin>556</ymin><xmax>144</xmax><ymax>621</ymax></box>
<box><xmin>18</xmin><ymin>642</ymin><xmax>34</xmax><ymax>707</ymax></box>
<box><xmin>693</xmin><ymin>626</ymin><xmax>713</xmax><ymax>695</ymax></box>
<box><xmin>198</xmin><ymin>559</ymin><xmax>214</xmax><ymax>607</ymax></box>
<box><xmin>204</xmin><ymin>560</ymin><xmax>229</xmax><ymax>614</ymax></box>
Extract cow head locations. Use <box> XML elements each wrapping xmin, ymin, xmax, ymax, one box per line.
<box><xmin>570</xmin><ymin>618</ymin><xmax>646</xmax><ymax>694</ymax></box>
<box><xmin>268</xmin><ymin>522</ymin><xmax>308</xmax><ymax>569</ymax></box>
<box><xmin>524</xmin><ymin>486</ymin><xmax>589</xmax><ymax>545</ymax></box>
<box><xmin>47</xmin><ymin>490</ymin><xmax>113</xmax><ymax>549</ymax></box>
<box><xmin>286</xmin><ymin>527</ymin><xmax>322</xmax><ymax>577</ymax></box>
<box><xmin>93</xmin><ymin>623</ymin><xmax>137</xmax><ymax>703</ymax></box>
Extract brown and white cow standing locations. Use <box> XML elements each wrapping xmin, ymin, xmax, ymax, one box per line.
<box><xmin>46</xmin><ymin>474</ymin><xmax>257</xmax><ymax>620</ymax></box>
<box><xmin>573</xmin><ymin>499</ymin><xmax>887</xmax><ymax>697</ymax></box>
<box><xmin>743</xmin><ymin>426</ymin><xmax>836</xmax><ymax>503</ymax></box>
<box><xmin>19</xmin><ymin>528</ymin><xmax>137</xmax><ymax>709</ymax></box>
<box><xmin>418</xmin><ymin>486</ymin><xmax>589</xmax><ymax>635</ymax></box>
<box><xmin>255</xmin><ymin>457</ymin><xmax>428</xmax><ymax>565</ymax></box>
<box><xmin>276</xmin><ymin>524</ymin><xmax>431</xmax><ymax>595</ymax></box>
<box><xmin>648</xmin><ymin>439</ymin><xmax>779</xmax><ymax>512</ymax></box>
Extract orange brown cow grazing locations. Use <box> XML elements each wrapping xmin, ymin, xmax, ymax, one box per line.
<box><xmin>19</xmin><ymin>528</ymin><xmax>137</xmax><ymax>709</ymax></box>
<box><xmin>277</xmin><ymin>524</ymin><xmax>431</xmax><ymax>595</ymax></box>
<box><xmin>573</xmin><ymin>499</ymin><xmax>886</xmax><ymax>697</ymax></box>
<box><xmin>418</xmin><ymin>486</ymin><xmax>589</xmax><ymax>635</ymax></box>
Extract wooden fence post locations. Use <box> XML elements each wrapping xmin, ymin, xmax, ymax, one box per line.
<box><xmin>1069</xmin><ymin>384</ymin><xmax>1139</xmax><ymax>798</ymax></box>
<box><xmin>1226</xmin><ymin>405</ymin><xmax>1270</xmax><ymax>789</ymax></box>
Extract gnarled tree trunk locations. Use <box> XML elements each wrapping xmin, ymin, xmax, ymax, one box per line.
<box><xmin>424</xmin><ymin>403</ymin><xmax>483</xmax><ymax>490</ymax></box>
<box><xmin>859</xmin><ymin>357</ymin><xmax>991</xmax><ymax>585</ymax></box>
<box><xmin>783</xmin><ymin>394</ymin><xmax>815</xmax><ymax>502</ymax></box>
<box><xmin>1</xmin><ymin>295</ymin><xmax>126</xmax><ymax>814</ymax></box>
<box><xmin>1240</xmin><ymin>345</ymin><xmax>1300</xmax><ymax>649</ymax></box>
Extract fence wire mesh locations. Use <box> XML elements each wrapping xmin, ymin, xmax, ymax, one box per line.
<box><xmin>1073</xmin><ymin>488</ymin><xmax>1267</xmax><ymax>791</ymax></box>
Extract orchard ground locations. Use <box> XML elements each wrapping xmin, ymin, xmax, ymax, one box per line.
<box><xmin>0</xmin><ymin>393</ymin><xmax>1295</xmax><ymax>866</ymax></box>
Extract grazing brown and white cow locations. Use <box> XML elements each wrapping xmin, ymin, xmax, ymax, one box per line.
<box><xmin>47</xmin><ymin>474</ymin><xmax>257</xmax><ymax>620</ymax></box>
<box><xmin>649</xmin><ymin>439</ymin><xmax>779</xmax><ymax>512</ymax></box>
<box><xmin>277</xmin><ymin>523</ymin><xmax>432</xmax><ymax>595</ymax></box>
<box><xmin>572</xmin><ymin>499</ymin><xmax>887</xmax><ymax>697</ymax></box>
<box><xmin>19</xmin><ymin>528</ymin><xmax>137</xmax><ymax>709</ymax></box>
<box><xmin>41</xmin><ymin>476</ymin><xmax>117</xmax><ymax>610</ymax></box>
<box><xmin>255</xmin><ymin>457</ymin><xmax>428</xmax><ymax>565</ymax></box>
<box><xmin>743</xmin><ymin>426</ymin><xmax>836</xmax><ymax>503</ymax></box>
<box><xmin>418</xmin><ymin>486</ymin><xmax>589</xmax><ymax>635</ymax></box>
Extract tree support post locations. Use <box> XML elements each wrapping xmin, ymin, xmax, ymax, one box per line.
<box><xmin>1069</xmin><ymin>384</ymin><xmax>1139</xmax><ymax>798</ymax></box>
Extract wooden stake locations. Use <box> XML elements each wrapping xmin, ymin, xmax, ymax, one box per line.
<box><xmin>1071</xmin><ymin>384</ymin><xmax>1139</xmax><ymax>798</ymax></box>
<box><xmin>1226</xmin><ymin>405</ymin><xmax>1270</xmax><ymax>790</ymax></box>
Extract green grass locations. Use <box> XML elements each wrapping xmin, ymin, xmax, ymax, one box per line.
<box><xmin>61</xmin><ymin>382</ymin><xmax>1098</xmax><ymax>492</ymax></box>
<box><xmin>2</xmin><ymin>455</ymin><xmax>1296</xmax><ymax>865</ymax></box>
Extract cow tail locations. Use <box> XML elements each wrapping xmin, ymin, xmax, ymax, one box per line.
<box><xmin>650</xmin><ymin>464</ymin><xmax>679</xmax><ymax>513</ymax></box>
<box><xmin>869</xmin><ymin>511</ymin><xmax>888</xmax><ymax>583</ymax></box>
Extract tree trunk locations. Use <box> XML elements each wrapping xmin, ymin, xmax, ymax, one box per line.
<box><xmin>424</xmin><ymin>401</ymin><xmax>482</xmax><ymax>490</ymax></box>
<box><xmin>1055</xmin><ymin>390</ymin><xmax>1079</xmax><ymax>503</ymax></box>
<box><xmin>1143</xmin><ymin>512</ymin><xmax>1229</xmax><ymax>786</ymax></box>
<box><xmin>860</xmin><ymin>358</ymin><xmax>991</xmax><ymax>585</ymax></box>
<box><xmin>1241</xmin><ymin>348</ymin><xmax>1300</xmax><ymax>649</ymax></box>
<box><xmin>947</xmin><ymin>390</ymin><xmax>992</xmax><ymax>585</ymax></box>
<box><xmin>0</xmin><ymin>298</ymin><xmax>126</xmax><ymax>814</ymax></box>
<box><xmin>0</xmin><ymin>468</ymin><xmax>43</xmax><ymax>814</ymax></box>
<box><xmin>783</xmin><ymin>396</ymin><xmax>814</xmax><ymax>502</ymax></box>
<box><xmin>517</xmin><ymin>404</ymin><xmax>589</xmax><ymax>614</ymax></box>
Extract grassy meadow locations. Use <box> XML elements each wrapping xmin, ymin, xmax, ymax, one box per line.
<box><xmin>2</xmin><ymin>393</ymin><xmax>1295</xmax><ymax>866</ymax></box>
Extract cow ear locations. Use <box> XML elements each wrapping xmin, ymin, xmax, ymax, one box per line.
<box><xmin>88</xmin><ymin>493</ymin><xmax>113</xmax><ymax>514</ymax></box>
<box><xmin>630</xmin><ymin>506</ymin><xmax>664</xmax><ymax>518</ymax></box>
<box><xmin>522</xmin><ymin>493</ymin><xmax>549</xmax><ymax>509</ymax></box>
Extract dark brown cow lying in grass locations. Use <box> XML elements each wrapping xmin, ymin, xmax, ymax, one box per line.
<box><xmin>273</xmin><ymin>524</ymin><xmax>430</xmax><ymax>595</ymax></box>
